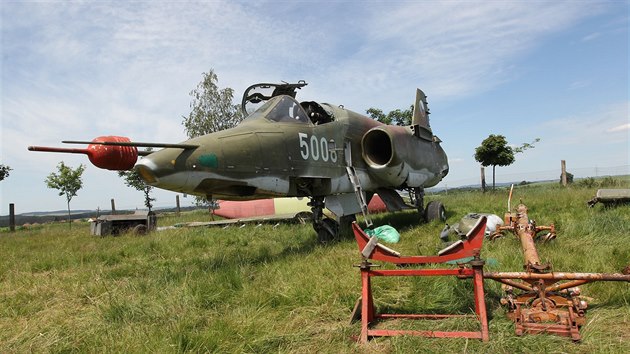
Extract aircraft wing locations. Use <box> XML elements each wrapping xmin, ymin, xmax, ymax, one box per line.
<box><xmin>163</xmin><ymin>212</ymin><xmax>312</xmax><ymax>230</ymax></box>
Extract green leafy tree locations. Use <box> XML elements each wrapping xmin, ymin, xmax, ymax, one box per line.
<box><xmin>182</xmin><ymin>69</ymin><xmax>243</xmax><ymax>206</ymax></box>
<box><xmin>0</xmin><ymin>164</ymin><xmax>12</xmax><ymax>181</ymax></box>
<box><xmin>474</xmin><ymin>135</ymin><xmax>540</xmax><ymax>189</ymax></box>
<box><xmin>45</xmin><ymin>162</ymin><xmax>85</xmax><ymax>225</ymax></box>
<box><xmin>118</xmin><ymin>149</ymin><xmax>155</xmax><ymax>211</ymax></box>
<box><xmin>118</xmin><ymin>170</ymin><xmax>155</xmax><ymax>211</ymax></box>
<box><xmin>182</xmin><ymin>69</ymin><xmax>244</xmax><ymax>138</ymax></box>
<box><xmin>474</xmin><ymin>135</ymin><xmax>514</xmax><ymax>190</ymax></box>
<box><xmin>366</xmin><ymin>105</ymin><xmax>413</xmax><ymax>125</ymax></box>
<box><xmin>196</xmin><ymin>198</ymin><xmax>220</xmax><ymax>219</ymax></box>
<box><xmin>514</xmin><ymin>138</ymin><xmax>541</xmax><ymax>154</ymax></box>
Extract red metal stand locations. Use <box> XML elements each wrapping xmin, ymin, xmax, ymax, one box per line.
<box><xmin>352</xmin><ymin>218</ymin><xmax>489</xmax><ymax>343</ymax></box>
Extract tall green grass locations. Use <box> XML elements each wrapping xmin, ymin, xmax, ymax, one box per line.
<box><xmin>1</xmin><ymin>182</ymin><xmax>628</xmax><ymax>353</ymax></box>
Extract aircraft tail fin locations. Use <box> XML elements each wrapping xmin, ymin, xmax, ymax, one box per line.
<box><xmin>412</xmin><ymin>88</ymin><xmax>430</xmax><ymax>129</ymax></box>
<box><xmin>411</xmin><ymin>89</ymin><xmax>434</xmax><ymax>140</ymax></box>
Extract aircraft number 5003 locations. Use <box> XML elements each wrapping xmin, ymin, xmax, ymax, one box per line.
<box><xmin>298</xmin><ymin>133</ymin><xmax>337</xmax><ymax>162</ymax></box>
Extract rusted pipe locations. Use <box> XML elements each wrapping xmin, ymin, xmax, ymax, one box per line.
<box><xmin>484</xmin><ymin>271</ymin><xmax>630</xmax><ymax>282</ymax></box>
<box><xmin>491</xmin><ymin>278</ymin><xmax>533</xmax><ymax>292</ymax></box>
<box><xmin>514</xmin><ymin>204</ymin><xmax>543</xmax><ymax>269</ymax></box>
<box><xmin>546</xmin><ymin>280</ymin><xmax>590</xmax><ymax>292</ymax></box>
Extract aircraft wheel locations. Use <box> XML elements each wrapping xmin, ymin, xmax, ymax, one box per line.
<box><xmin>132</xmin><ymin>224</ymin><xmax>148</xmax><ymax>235</ymax></box>
<box><xmin>425</xmin><ymin>201</ymin><xmax>446</xmax><ymax>222</ymax></box>
<box><xmin>317</xmin><ymin>218</ymin><xmax>339</xmax><ymax>244</ymax></box>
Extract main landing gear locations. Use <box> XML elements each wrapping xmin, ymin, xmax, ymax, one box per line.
<box><xmin>411</xmin><ymin>187</ymin><xmax>446</xmax><ymax>223</ymax></box>
<box><xmin>310</xmin><ymin>188</ymin><xmax>445</xmax><ymax>244</ymax></box>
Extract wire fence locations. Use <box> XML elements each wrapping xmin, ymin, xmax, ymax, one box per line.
<box><xmin>3</xmin><ymin>164</ymin><xmax>629</xmax><ymax>223</ymax></box>
<box><xmin>438</xmin><ymin>164</ymin><xmax>630</xmax><ymax>190</ymax></box>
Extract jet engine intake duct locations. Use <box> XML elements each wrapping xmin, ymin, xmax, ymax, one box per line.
<box><xmin>362</xmin><ymin>128</ymin><xmax>394</xmax><ymax>166</ymax></box>
<box><xmin>361</xmin><ymin>127</ymin><xmax>407</xmax><ymax>186</ymax></box>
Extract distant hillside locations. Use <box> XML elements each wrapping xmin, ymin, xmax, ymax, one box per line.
<box><xmin>19</xmin><ymin>210</ymin><xmax>95</xmax><ymax>217</ymax></box>
<box><xmin>0</xmin><ymin>206</ymin><xmax>202</xmax><ymax>228</ymax></box>
<box><xmin>1</xmin><ymin>210</ymin><xmax>113</xmax><ymax>228</ymax></box>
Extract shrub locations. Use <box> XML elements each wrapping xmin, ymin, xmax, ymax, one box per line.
<box><xmin>578</xmin><ymin>177</ymin><xmax>596</xmax><ymax>188</ymax></box>
<box><xmin>599</xmin><ymin>176</ymin><xmax>621</xmax><ymax>187</ymax></box>
<box><xmin>560</xmin><ymin>172</ymin><xmax>574</xmax><ymax>185</ymax></box>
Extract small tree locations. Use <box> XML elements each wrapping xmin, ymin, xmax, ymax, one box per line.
<box><xmin>182</xmin><ymin>69</ymin><xmax>244</xmax><ymax>138</ymax></box>
<box><xmin>45</xmin><ymin>162</ymin><xmax>85</xmax><ymax>225</ymax></box>
<box><xmin>513</xmin><ymin>138</ymin><xmax>540</xmax><ymax>154</ymax></box>
<box><xmin>193</xmin><ymin>198</ymin><xmax>220</xmax><ymax>219</ymax></box>
<box><xmin>0</xmin><ymin>164</ymin><xmax>12</xmax><ymax>181</ymax></box>
<box><xmin>118</xmin><ymin>149</ymin><xmax>155</xmax><ymax>211</ymax></box>
<box><xmin>182</xmin><ymin>69</ymin><xmax>243</xmax><ymax>206</ymax></box>
<box><xmin>474</xmin><ymin>135</ymin><xmax>539</xmax><ymax>189</ymax></box>
<box><xmin>118</xmin><ymin>169</ymin><xmax>155</xmax><ymax>211</ymax></box>
<box><xmin>474</xmin><ymin>135</ymin><xmax>514</xmax><ymax>190</ymax></box>
<box><xmin>366</xmin><ymin>105</ymin><xmax>413</xmax><ymax>125</ymax></box>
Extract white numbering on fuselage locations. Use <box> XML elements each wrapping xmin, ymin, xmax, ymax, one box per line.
<box><xmin>298</xmin><ymin>133</ymin><xmax>337</xmax><ymax>162</ymax></box>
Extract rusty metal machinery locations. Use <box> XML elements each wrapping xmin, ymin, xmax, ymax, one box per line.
<box><xmin>350</xmin><ymin>218</ymin><xmax>490</xmax><ymax>343</ymax></box>
<box><xmin>487</xmin><ymin>190</ymin><xmax>630</xmax><ymax>341</ymax></box>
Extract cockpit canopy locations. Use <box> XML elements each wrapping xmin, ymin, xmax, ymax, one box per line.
<box><xmin>241</xmin><ymin>81</ymin><xmax>307</xmax><ymax>115</ymax></box>
<box><xmin>244</xmin><ymin>96</ymin><xmax>310</xmax><ymax>124</ymax></box>
<box><xmin>241</xmin><ymin>81</ymin><xmax>334</xmax><ymax>126</ymax></box>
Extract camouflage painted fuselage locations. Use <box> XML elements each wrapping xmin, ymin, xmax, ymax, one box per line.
<box><xmin>135</xmin><ymin>95</ymin><xmax>448</xmax><ymax>200</ymax></box>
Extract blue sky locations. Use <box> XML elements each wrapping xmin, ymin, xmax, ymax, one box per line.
<box><xmin>1</xmin><ymin>1</ymin><xmax>628</xmax><ymax>214</ymax></box>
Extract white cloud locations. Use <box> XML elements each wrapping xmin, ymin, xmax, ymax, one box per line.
<box><xmin>1</xmin><ymin>1</ymin><xmax>625</xmax><ymax>213</ymax></box>
<box><xmin>542</xmin><ymin>101</ymin><xmax>628</xmax><ymax>144</ymax></box>
<box><xmin>448</xmin><ymin>157</ymin><xmax>465</xmax><ymax>164</ymax></box>
<box><xmin>313</xmin><ymin>1</ymin><xmax>602</xmax><ymax>110</ymax></box>
<box><xmin>582</xmin><ymin>32</ymin><xmax>601</xmax><ymax>41</ymax></box>
<box><xmin>569</xmin><ymin>80</ymin><xmax>590</xmax><ymax>90</ymax></box>
<box><xmin>607</xmin><ymin>124</ymin><xmax>630</xmax><ymax>133</ymax></box>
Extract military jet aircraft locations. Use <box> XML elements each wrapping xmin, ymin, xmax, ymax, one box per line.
<box><xmin>29</xmin><ymin>81</ymin><xmax>449</xmax><ymax>242</ymax></box>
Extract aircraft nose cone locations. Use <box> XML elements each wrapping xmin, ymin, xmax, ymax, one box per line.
<box><xmin>135</xmin><ymin>159</ymin><xmax>158</xmax><ymax>184</ymax></box>
<box><xmin>134</xmin><ymin>150</ymin><xmax>191</xmax><ymax>192</ymax></box>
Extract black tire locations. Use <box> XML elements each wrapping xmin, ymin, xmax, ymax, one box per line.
<box><xmin>317</xmin><ymin>218</ymin><xmax>339</xmax><ymax>244</ymax></box>
<box><xmin>132</xmin><ymin>224</ymin><xmax>148</xmax><ymax>235</ymax></box>
<box><xmin>425</xmin><ymin>201</ymin><xmax>446</xmax><ymax>222</ymax></box>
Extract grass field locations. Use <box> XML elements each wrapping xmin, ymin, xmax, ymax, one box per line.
<box><xmin>1</xmin><ymin>181</ymin><xmax>629</xmax><ymax>353</ymax></box>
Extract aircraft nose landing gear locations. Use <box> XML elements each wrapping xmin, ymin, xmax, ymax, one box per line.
<box><xmin>309</xmin><ymin>196</ymin><xmax>339</xmax><ymax>244</ymax></box>
<box><xmin>317</xmin><ymin>218</ymin><xmax>339</xmax><ymax>244</ymax></box>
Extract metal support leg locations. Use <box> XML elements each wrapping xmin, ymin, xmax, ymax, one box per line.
<box><xmin>356</xmin><ymin>263</ymin><xmax>490</xmax><ymax>342</ymax></box>
<box><xmin>472</xmin><ymin>258</ymin><xmax>489</xmax><ymax>342</ymax></box>
<box><xmin>360</xmin><ymin>262</ymin><xmax>375</xmax><ymax>343</ymax></box>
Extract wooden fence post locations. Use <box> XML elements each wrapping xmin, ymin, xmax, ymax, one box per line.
<box><xmin>111</xmin><ymin>199</ymin><xmax>116</xmax><ymax>215</ymax></box>
<box><xmin>176</xmin><ymin>195</ymin><xmax>181</xmax><ymax>215</ymax></box>
<box><xmin>480</xmin><ymin>167</ymin><xmax>486</xmax><ymax>193</ymax></box>
<box><xmin>9</xmin><ymin>203</ymin><xmax>15</xmax><ymax>232</ymax></box>
<box><xmin>561</xmin><ymin>160</ymin><xmax>567</xmax><ymax>187</ymax></box>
